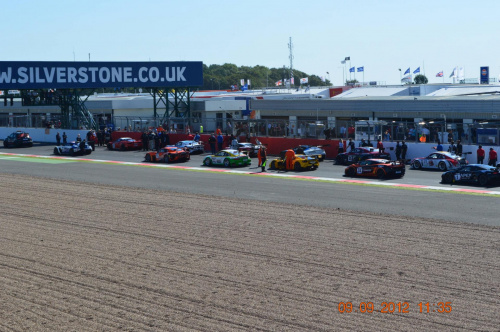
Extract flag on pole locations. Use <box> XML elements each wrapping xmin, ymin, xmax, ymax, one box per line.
<box><xmin>300</xmin><ymin>77</ymin><xmax>308</xmax><ymax>84</ymax></box>
<box><xmin>436</xmin><ymin>71</ymin><xmax>443</xmax><ymax>77</ymax></box>
<box><xmin>413</xmin><ymin>67</ymin><xmax>420</xmax><ymax>74</ymax></box>
<box><xmin>240</xmin><ymin>79</ymin><xmax>245</xmax><ymax>86</ymax></box>
<box><xmin>247</xmin><ymin>79</ymin><xmax>251</xmax><ymax>86</ymax></box>
<box><xmin>290</xmin><ymin>77</ymin><xmax>295</xmax><ymax>85</ymax></box>
<box><xmin>275</xmin><ymin>80</ymin><xmax>282</xmax><ymax>86</ymax></box>
<box><xmin>401</xmin><ymin>75</ymin><xmax>412</xmax><ymax>83</ymax></box>
<box><xmin>349</xmin><ymin>67</ymin><xmax>355</xmax><ymax>73</ymax></box>
<box><xmin>458</xmin><ymin>67</ymin><xmax>464</xmax><ymax>80</ymax></box>
<box><xmin>404</xmin><ymin>68</ymin><xmax>410</xmax><ymax>75</ymax></box>
<box><xmin>449</xmin><ymin>67</ymin><xmax>457</xmax><ymax>78</ymax></box>
<box><xmin>357</xmin><ymin>66</ymin><xmax>364</xmax><ymax>72</ymax></box>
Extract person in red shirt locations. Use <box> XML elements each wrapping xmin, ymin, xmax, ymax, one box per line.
<box><xmin>376</xmin><ymin>139</ymin><xmax>384</xmax><ymax>153</ymax></box>
<box><xmin>488</xmin><ymin>148</ymin><xmax>497</xmax><ymax>167</ymax></box>
<box><xmin>477</xmin><ymin>145</ymin><xmax>485</xmax><ymax>164</ymax></box>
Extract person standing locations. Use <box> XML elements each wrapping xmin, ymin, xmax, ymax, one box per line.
<box><xmin>488</xmin><ymin>148</ymin><xmax>497</xmax><ymax>166</ymax></box>
<box><xmin>217</xmin><ymin>133</ymin><xmax>223</xmax><ymax>151</ymax></box>
<box><xmin>208</xmin><ymin>134</ymin><xmax>216</xmax><ymax>155</ymax></box>
<box><xmin>259</xmin><ymin>146</ymin><xmax>267</xmax><ymax>172</ymax></box>
<box><xmin>435</xmin><ymin>140</ymin><xmax>443</xmax><ymax>152</ymax></box>
<box><xmin>401</xmin><ymin>141</ymin><xmax>408</xmax><ymax>162</ymax></box>
<box><xmin>395</xmin><ymin>141</ymin><xmax>401</xmax><ymax>160</ymax></box>
<box><xmin>285</xmin><ymin>149</ymin><xmax>296</xmax><ymax>171</ymax></box>
<box><xmin>62</xmin><ymin>132</ymin><xmax>67</xmax><ymax>145</ymax></box>
<box><xmin>477</xmin><ymin>145</ymin><xmax>485</xmax><ymax>164</ymax></box>
<box><xmin>347</xmin><ymin>138</ymin><xmax>355</xmax><ymax>152</ymax></box>
<box><xmin>456</xmin><ymin>140</ymin><xmax>463</xmax><ymax>156</ymax></box>
<box><xmin>56</xmin><ymin>132</ymin><xmax>61</xmax><ymax>146</ymax></box>
<box><xmin>141</xmin><ymin>130</ymin><xmax>149</xmax><ymax>151</ymax></box>
<box><xmin>376</xmin><ymin>139</ymin><xmax>384</xmax><ymax>153</ymax></box>
<box><xmin>76</xmin><ymin>134</ymin><xmax>82</xmax><ymax>143</ymax></box>
<box><xmin>338</xmin><ymin>139</ymin><xmax>344</xmax><ymax>154</ymax></box>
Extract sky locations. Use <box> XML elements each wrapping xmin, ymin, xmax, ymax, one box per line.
<box><xmin>2</xmin><ymin>0</ymin><xmax>500</xmax><ymax>86</ymax></box>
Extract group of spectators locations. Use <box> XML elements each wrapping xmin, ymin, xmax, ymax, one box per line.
<box><xmin>141</xmin><ymin>129</ymin><xmax>170</xmax><ymax>151</ymax></box>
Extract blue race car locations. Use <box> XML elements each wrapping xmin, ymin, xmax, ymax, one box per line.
<box><xmin>293</xmin><ymin>145</ymin><xmax>327</xmax><ymax>161</ymax></box>
<box><xmin>441</xmin><ymin>164</ymin><xmax>500</xmax><ymax>186</ymax></box>
<box><xmin>53</xmin><ymin>141</ymin><xmax>92</xmax><ymax>156</ymax></box>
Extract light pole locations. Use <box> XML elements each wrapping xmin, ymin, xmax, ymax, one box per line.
<box><xmin>399</xmin><ymin>68</ymin><xmax>402</xmax><ymax>84</ymax></box>
<box><xmin>326</xmin><ymin>72</ymin><xmax>330</xmax><ymax>85</ymax></box>
<box><xmin>210</xmin><ymin>79</ymin><xmax>214</xmax><ymax>90</ymax></box>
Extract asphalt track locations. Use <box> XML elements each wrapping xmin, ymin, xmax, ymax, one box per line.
<box><xmin>1</xmin><ymin>144</ymin><xmax>499</xmax><ymax>226</ymax></box>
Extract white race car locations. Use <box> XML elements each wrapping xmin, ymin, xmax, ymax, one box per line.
<box><xmin>174</xmin><ymin>140</ymin><xmax>204</xmax><ymax>154</ymax></box>
<box><xmin>411</xmin><ymin>152</ymin><xmax>467</xmax><ymax>171</ymax></box>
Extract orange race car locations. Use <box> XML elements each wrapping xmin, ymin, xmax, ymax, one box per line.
<box><xmin>144</xmin><ymin>146</ymin><xmax>190</xmax><ymax>163</ymax></box>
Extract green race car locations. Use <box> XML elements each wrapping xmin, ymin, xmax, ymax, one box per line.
<box><xmin>203</xmin><ymin>149</ymin><xmax>251</xmax><ymax>167</ymax></box>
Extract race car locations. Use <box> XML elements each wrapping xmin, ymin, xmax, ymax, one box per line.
<box><xmin>144</xmin><ymin>146</ymin><xmax>190</xmax><ymax>163</ymax></box>
<box><xmin>203</xmin><ymin>149</ymin><xmax>251</xmax><ymax>167</ymax></box>
<box><xmin>232</xmin><ymin>142</ymin><xmax>261</xmax><ymax>158</ymax></box>
<box><xmin>53</xmin><ymin>141</ymin><xmax>92</xmax><ymax>156</ymax></box>
<box><xmin>293</xmin><ymin>145</ymin><xmax>327</xmax><ymax>161</ymax></box>
<box><xmin>3</xmin><ymin>131</ymin><xmax>33</xmax><ymax>148</ymax></box>
<box><xmin>107</xmin><ymin>137</ymin><xmax>142</xmax><ymax>150</ymax></box>
<box><xmin>175</xmin><ymin>140</ymin><xmax>204</xmax><ymax>154</ymax></box>
<box><xmin>269</xmin><ymin>150</ymin><xmax>319</xmax><ymax>171</ymax></box>
<box><xmin>411</xmin><ymin>151</ymin><xmax>467</xmax><ymax>171</ymax></box>
<box><xmin>441</xmin><ymin>164</ymin><xmax>500</xmax><ymax>186</ymax></box>
<box><xmin>336</xmin><ymin>147</ymin><xmax>390</xmax><ymax>165</ymax></box>
<box><xmin>345</xmin><ymin>159</ymin><xmax>405</xmax><ymax>179</ymax></box>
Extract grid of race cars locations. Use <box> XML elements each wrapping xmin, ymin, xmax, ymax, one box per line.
<box><xmin>3</xmin><ymin>131</ymin><xmax>500</xmax><ymax>187</ymax></box>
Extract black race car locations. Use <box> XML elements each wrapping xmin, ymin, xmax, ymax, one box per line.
<box><xmin>441</xmin><ymin>164</ymin><xmax>500</xmax><ymax>186</ymax></box>
<box><xmin>335</xmin><ymin>147</ymin><xmax>391</xmax><ymax>165</ymax></box>
<box><xmin>3</xmin><ymin>131</ymin><xmax>33</xmax><ymax>148</ymax></box>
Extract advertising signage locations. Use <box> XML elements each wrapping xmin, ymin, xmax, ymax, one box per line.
<box><xmin>0</xmin><ymin>61</ymin><xmax>203</xmax><ymax>89</ymax></box>
<box><xmin>480</xmin><ymin>66</ymin><xmax>489</xmax><ymax>84</ymax></box>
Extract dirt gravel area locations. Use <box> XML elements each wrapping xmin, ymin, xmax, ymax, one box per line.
<box><xmin>0</xmin><ymin>173</ymin><xmax>498</xmax><ymax>331</ymax></box>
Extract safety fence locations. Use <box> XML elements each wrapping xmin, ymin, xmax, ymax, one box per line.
<box><xmin>2</xmin><ymin>114</ymin><xmax>500</xmax><ymax>146</ymax></box>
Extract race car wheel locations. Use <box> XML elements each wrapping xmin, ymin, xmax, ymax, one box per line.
<box><xmin>53</xmin><ymin>147</ymin><xmax>59</xmax><ymax>155</ymax></box>
<box><xmin>204</xmin><ymin>158</ymin><xmax>212</xmax><ymax>166</ymax></box>
<box><xmin>377</xmin><ymin>168</ymin><xmax>386</xmax><ymax>179</ymax></box>
<box><xmin>478</xmin><ymin>174</ymin><xmax>488</xmax><ymax>186</ymax></box>
<box><xmin>438</xmin><ymin>161</ymin><xmax>447</xmax><ymax>171</ymax></box>
<box><xmin>223</xmin><ymin>159</ymin><xmax>231</xmax><ymax>167</ymax></box>
<box><xmin>3</xmin><ymin>141</ymin><xmax>7</xmax><ymax>148</ymax></box>
<box><xmin>413</xmin><ymin>160</ymin><xmax>422</xmax><ymax>169</ymax></box>
<box><xmin>443</xmin><ymin>172</ymin><xmax>453</xmax><ymax>184</ymax></box>
<box><xmin>120</xmin><ymin>144</ymin><xmax>126</xmax><ymax>151</ymax></box>
<box><xmin>347</xmin><ymin>167</ymin><xmax>356</xmax><ymax>177</ymax></box>
<box><xmin>269</xmin><ymin>160</ymin><xmax>276</xmax><ymax>170</ymax></box>
<box><xmin>145</xmin><ymin>154</ymin><xmax>151</xmax><ymax>162</ymax></box>
<box><xmin>294</xmin><ymin>162</ymin><xmax>301</xmax><ymax>171</ymax></box>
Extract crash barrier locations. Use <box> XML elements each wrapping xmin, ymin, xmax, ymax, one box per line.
<box><xmin>110</xmin><ymin>131</ymin><xmax>340</xmax><ymax>158</ymax></box>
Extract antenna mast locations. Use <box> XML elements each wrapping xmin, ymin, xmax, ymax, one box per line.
<box><xmin>288</xmin><ymin>37</ymin><xmax>294</xmax><ymax>84</ymax></box>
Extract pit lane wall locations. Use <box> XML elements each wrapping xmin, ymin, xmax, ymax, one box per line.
<box><xmin>1</xmin><ymin>127</ymin><xmax>496</xmax><ymax>164</ymax></box>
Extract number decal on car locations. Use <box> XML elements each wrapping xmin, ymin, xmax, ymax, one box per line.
<box><xmin>454</xmin><ymin>174</ymin><xmax>461</xmax><ymax>181</ymax></box>
<box><xmin>357</xmin><ymin>167</ymin><xmax>363</xmax><ymax>174</ymax></box>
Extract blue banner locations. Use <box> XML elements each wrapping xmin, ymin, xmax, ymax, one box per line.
<box><xmin>0</xmin><ymin>61</ymin><xmax>203</xmax><ymax>89</ymax></box>
<box><xmin>480</xmin><ymin>66</ymin><xmax>489</xmax><ymax>84</ymax></box>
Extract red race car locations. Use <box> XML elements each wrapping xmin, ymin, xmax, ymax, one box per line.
<box><xmin>345</xmin><ymin>159</ymin><xmax>405</xmax><ymax>179</ymax></box>
<box><xmin>144</xmin><ymin>146</ymin><xmax>190</xmax><ymax>163</ymax></box>
<box><xmin>107</xmin><ymin>137</ymin><xmax>142</xmax><ymax>151</ymax></box>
